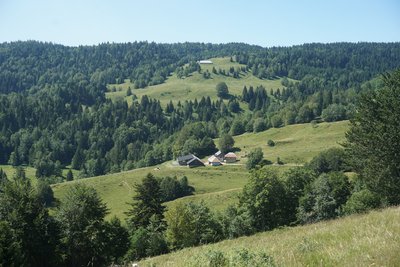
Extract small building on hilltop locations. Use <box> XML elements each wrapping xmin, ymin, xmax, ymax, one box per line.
<box><xmin>197</xmin><ymin>60</ymin><xmax>213</xmax><ymax>64</ymax></box>
<box><xmin>208</xmin><ymin>155</ymin><xmax>222</xmax><ymax>166</ymax></box>
<box><xmin>177</xmin><ymin>154</ymin><xmax>205</xmax><ymax>168</ymax></box>
<box><xmin>224</xmin><ymin>152</ymin><xmax>238</xmax><ymax>163</ymax></box>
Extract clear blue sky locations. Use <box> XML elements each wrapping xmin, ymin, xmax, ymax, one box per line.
<box><xmin>0</xmin><ymin>0</ymin><xmax>399</xmax><ymax>47</ymax></box>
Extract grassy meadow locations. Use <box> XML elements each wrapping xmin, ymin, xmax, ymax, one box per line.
<box><xmin>52</xmin><ymin>164</ymin><xmax>249</xmax><ymax>220</ymax></box>
<box><xmin>233</xmin><ymin>120</ymin><xmax>349</xmax><ymax>164</ymax></box>
<box><xmin>51</xmin><ymin>120</ymin><xmax>349</xmax><ymax>220</ymax></box>
<box><xmin>0</xmin><ymin>165</ymin><xmax>79</xmax><ymax>185</ymax></box>
<box><xmin>140</xmin><ymin>206</ymin><xmax>400</xmax><ymax>266</ymax></box>
<box><xmin>106</xmin><ymin>57</ymin><xmax>287</xmax><ymax>107</ymax></box>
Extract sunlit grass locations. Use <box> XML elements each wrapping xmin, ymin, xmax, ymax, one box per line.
<box><xmin>140</xmin><ymin>206</ymin><xmax>400</xmax><ymax>266</ymax></box>
<box><xmin>233</xmin><ymin>120</ymin><xmax>349</xmax><ymax>164</ymax></box>
<box><xmin>52</xmin><ymin>164</ymin><xmax>249</xmax><ymax>220</ymax></box>
<box><xmin>106</xmin><ymin>57</ymin><xmax>287</xmax><ymax>107</ymax></box>
<box><xmin>52</xmin><ymin>121</ymin><xmax>348</xmax><ymax>220</ymax></box>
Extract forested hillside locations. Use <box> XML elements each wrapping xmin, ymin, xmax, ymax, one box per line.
<box><xmin>0</xmin><ymin>41</ymin><xmax>399</xmax><ymax>179</ymax></box>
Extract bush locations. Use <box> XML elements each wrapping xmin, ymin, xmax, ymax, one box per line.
<box><xmin>267</xmin><ymin>140</ymin><xmax>275</xmax><ymax>147</ymax></box>
<box><xmin>342</xmin><ymin>189</ymin><xmax>381</xmax><ymax>215</ymax></box>
<box><xmin>216</xmin><ymin>82</ymin><xmax>229</xmax><ymax>98</ymax></box>
<box><xmin>159</xmin><ymin>175</ymin><xmax>194</xmax><ymax>202</ymax></box>
<box><xmin>307</xmin><ymin>148</ymin><xmax>349</xmax><ymax>175</ymax></box>
<box><xmin>246</xmin><ymin>148</ymin><xmax>263</xmax><ymax>170</ymax></box>
<box><xmin>165</xmin><ymin>202</ymin><xmax>222</xmax><ymax>250</ymax></box>
<box><xmin>321</xmin><ymin>104</ymin><xmax>347</xmax><ymax>122</ymax></box>
<box><xmin>189</xmin><ymin>248</ymin><xmax>276</xmax><ymax>267</ymax></box>
<box><xmin>297</xmin><ymin>172</ymin><xmax>352</xmax><ymax>224</ymax></box>
<box><xmin>270</xmin><ymin>114</ymin><xmax>283</xmax><ymax>128</ymax></box>
<box><xmin>253</xmin><ymin>118</ymin><xmax>267</xmax><ymax>133</ymax></box>
<box><xmin>125</xmin><ymin>216</ymin><xmax>168</xmax><ymax>261</ymax></box>
<box><xmin>230</xmin><ymin>119</ymin><xmax>245</xmax><ymax>136</ymax></box>
<box><xmin>219</xmin><ymin>206</ymin><xmax>255</xmax><ymax>239</ymax></box>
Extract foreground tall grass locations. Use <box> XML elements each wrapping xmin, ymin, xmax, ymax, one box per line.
<box><xmin>140</xmin><ymin>206</ymin><xmax>400</xmax><ymax>266</ymax></box>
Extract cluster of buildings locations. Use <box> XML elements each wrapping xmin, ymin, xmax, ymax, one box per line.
<box><xmin>177</xmin><ymin>151</ymin><xmax>238</xmax><ymax>168</ymax></box>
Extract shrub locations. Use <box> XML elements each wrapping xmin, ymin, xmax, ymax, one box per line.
<box><xmin>159</xmin><ymin>176</ymin><xmax>194</xmax><ymax>202</ymax></box>
<box><xmin>307</xmin><ymin>148</ymin><xmax>349</xmax><ymax>175</ymax></box>
<box><xmin>246</xmin><ymin>148</ymin><xmax>263</xmax><ymax>170</ymax></box>
<box><xmin>321</xmin><ymin>103</ymin><xmax>347</xmax><ymax>122</ymax></box>
<box><xmin>216</xmin><ymin>82</ymin><xmax>229</xmax><ymax>98</ymax></box>
<box><xmin>253</xmin><ymin>118</ymin><xmax>267</xmax><ymax>133</ymax></box>
<box><xmin>218</xmin><ymin>206</ymin><xmax>255</xmax><ymax>239</ymax></box>
<box><xmin>165</xmin><ymin>202</ymin><xmax>222</xmax><ymax>250</ymax></box>
<box><xmin>341</xmin><ymin>189</ymin><xmax>381</xmax><ymax>215</ymax></box>
<box><xmin>267</xmin><ymin>140</ymin><xmax>275</xmax><ymax>147</ymax></box>
<box><xmin>189</xmin><ymin>248</ymin><xmax>275</xmax><ymax>267</ymax></box>
<box><xmin>297</xmin><ymin>172</ymin><xmax>352</xmax><ymax>224</ymax></box>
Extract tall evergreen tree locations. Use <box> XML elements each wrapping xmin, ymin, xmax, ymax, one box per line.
<box><xmin>344</xmin><ymin>69</ymin><xmax>400</xmax><ymax>205</ymax></box>
<box><xmin>66</xmin><ymin>169</ymin><xmax>74</xmax><ymax>181</ymax></box>
<box><xmin>126</xmin><ymin>173</ymin><xmax>165</xmax><ymax>231</ymax></box>
<box><xmin>71</xmin><ymin>147</ymin><xmax>85</xmax><ymax>170</ymax></box>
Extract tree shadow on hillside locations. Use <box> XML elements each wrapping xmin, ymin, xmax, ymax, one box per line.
<box><xmin>232</xmin><ymin>147</ymin><xmax>241</xmax><ymax>152</ymax></box>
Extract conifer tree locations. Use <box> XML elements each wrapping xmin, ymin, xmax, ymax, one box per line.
<box><xmin>126</xmin><ymin>173</ymin><xmax>165</xmax><ymax>231</ymax></box>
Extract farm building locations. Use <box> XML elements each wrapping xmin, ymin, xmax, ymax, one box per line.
<box><xmin>214</xmin><ymin>151</ymin><xmax>224</xmax><ymax>161</ymax></box>
<box><xmin>177</xmin><ymin>154</ymin><xmax>205</xmax><ymax>168</ymax></box>
<box><xmin>187</xmin><ymin>157</ymin><xmax>205</xmax><ymax>168</ymax></box>
<box><xmin>177</xmin><ymin>154</ymin><xmax>195</xmax><ymax>165</ymax></box>
<box><xmin>224</xmin><ymin>152</ymin><xmax>237</xmax><ymax>163</ymax></box>
<box><xmin>208</xmin><ymin>155</ymin><xmax>222</xmax><ymax>166</ymax></box>
<box><xmin>197</xmin><ymin>60</ymin><xmax>213</xmax><ymax>64</ymax></box>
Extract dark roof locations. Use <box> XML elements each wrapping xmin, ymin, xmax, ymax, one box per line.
<box><xmin>177</xmin><ymin>154</ymin><xmax>195</xmax><ymax>162</ymax></box>
<box><xmin>187</xmin><ymin>156</ymin><xmax>205</xmax><ymax>166</ymax></box>
<box><xmin>187</xmin><ymin>156</ymin><xmax>202</xmax><ymax>164</ymax></box>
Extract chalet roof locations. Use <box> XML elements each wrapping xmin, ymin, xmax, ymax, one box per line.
<box><xmin>177</xmin><ymin>154</ymin><xmax>195</xmax><ymax>161</ymax></box>
<box><xmin>215</xmin><ymin>151</ymin><xmax>223</xmax><ymax>156</ymax></box>
<box><xmin>224</xmin><ymin>152</ymin><xmax>237</xmax><ymax>158</ymax></box>
<box><xmin>208</xmin><ymin>155</ymin><xmax>221</xmax><ymax>163</ymax></box>
<box><xmin>187</xmin><ymin>156</ymin><xmax>204</xmax><ymax>165</ymax></box>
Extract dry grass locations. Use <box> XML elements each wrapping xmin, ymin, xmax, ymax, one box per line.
<box><xmin>140</xmin><ymin>206</ymin><xmax>400</xmax><ymax>266</ymax></box>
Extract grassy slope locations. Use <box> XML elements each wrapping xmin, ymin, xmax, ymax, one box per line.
<box><xmin>233</xmin><ymin>120</ymin><xmax>349</xmax><ymax>164</ymax></box>
<box><xmin>0</xmin><ymin>165</ymin><xmax>37</xmax><ymax>180</ymax></box>
<box><xmin>106</xmin><ymin>57</ymin><xmax>286</xmax><ymax>107</ymax></box>
<box><xmin>52</xmin><ymin>120</ymin><xmax>348</xmax><ymax>220</ymax></box>
<box><xmin>0</xmin><ymin>165</ymin><xmax>79</xmax><ymax>185</ymax></box>
<box><xmin>52</xmin><ymin>164</ymin><xmax>248</xmax><ymax>220</ymax></box>
<box><xmin>140</xmin><ymin>206</ymin><xmax>400</xmax><ymax>267</ymax></box>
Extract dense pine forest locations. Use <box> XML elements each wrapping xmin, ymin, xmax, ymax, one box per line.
<box><xmin>0</xmin><ymin>41</ymin><xmax>400</xmax><ymax>178</ymax></box>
